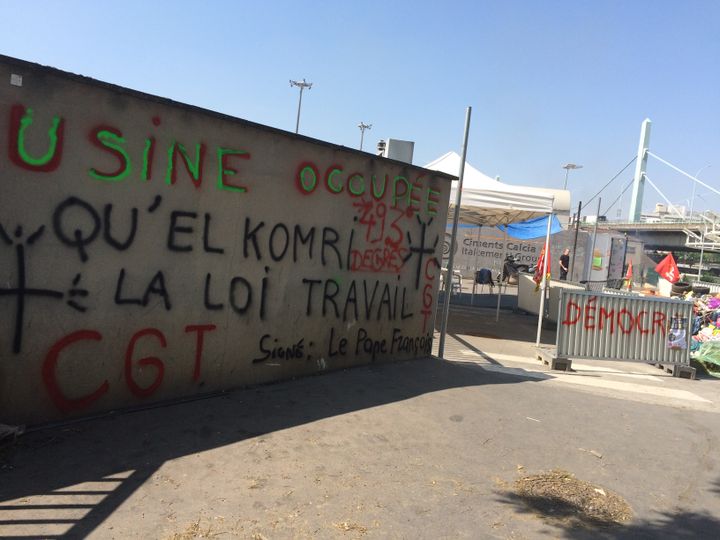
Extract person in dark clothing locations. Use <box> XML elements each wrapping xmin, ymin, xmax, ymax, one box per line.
<box><xmin>559</xmin><ymin>248</ymin><xmax>570</xmax><ymax>280</ymax></box>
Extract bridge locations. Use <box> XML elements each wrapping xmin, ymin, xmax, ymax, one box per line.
<box><xmin>578</xmin><ymin>213</ymin><xmax>720</xmax><ymax>252</ymax></box>
<box><xmin>588</xmin><ymin>118</ymin><xmax>719</xmax><ymax>253</ymax></box>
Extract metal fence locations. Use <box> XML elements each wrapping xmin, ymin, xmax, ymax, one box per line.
<box><xmin>556</xmin><ymin>290</ymin><xmax>693</xmax><ymax>365</ymax></box>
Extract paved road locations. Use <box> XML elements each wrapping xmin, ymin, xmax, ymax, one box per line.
<box><xmin>1</xmin><ymin>305</ymin><xmax>719</xmax><ymax>539</ymax></box>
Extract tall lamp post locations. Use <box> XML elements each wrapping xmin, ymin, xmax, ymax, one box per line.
<box><xmin>690</xmin><ymin>164</ymin><xmax>711</xmax><ymax>217</ymax></box>
<box><xmin>358</xmin><ymin>122</ymin><xmax>372</xmax><ymax>150</ymax></box>
<box><xmin>562</xmin><ymin>163</ymin><xmax>583</xmax><ymax>190</ymax></box>
<box><xmin>289</xmin><ymin>78</ymin><xmax>313</xmax><ymax>134</ymax></box>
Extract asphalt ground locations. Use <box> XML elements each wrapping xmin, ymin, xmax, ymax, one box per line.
<box><xmin>1</xmin><ymin>303</ymin><xmax>720</xmax><ymax>539</ymax></box>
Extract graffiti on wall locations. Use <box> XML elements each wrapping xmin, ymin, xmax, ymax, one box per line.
<box><xmin>0</xmin><ymin>100</ymin><xmax>445</xmax><ymax>419</ymax></box>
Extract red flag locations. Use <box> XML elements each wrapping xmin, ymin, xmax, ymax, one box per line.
<box><xmin>533</xmin><ymin>243</ymin><xmax>550</xmax><ymax>288</ymax></box>
<box><xmin>655</xmin><ymin>253</ymin><xmax>680</xmax><ymax>283</ymax></box>
<box><xmin>624</xmin><ymin>260</ymin><xmax>633</xmax><ymax>290</ymax></box>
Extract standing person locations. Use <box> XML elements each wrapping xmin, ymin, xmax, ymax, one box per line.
<box><xmin>559</xmin><ymin>248</ymin><xmax>570</xmax><ymax>280</ymax></box>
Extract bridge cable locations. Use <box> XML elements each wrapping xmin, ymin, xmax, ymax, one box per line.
<box><xmin>643</xmin><ymin>174</ymin><xmax>686</xmax><ymax>219</ymax></box>
<box><xmin>602</xmin><ymin>178</ymin><xmax>635</xmax><ymax>216</ymax></box>
<box><xmin>647</xmin><ymin>151</ymin><xmax>720</xmax><ymax>199</ymax></box>
<box><xmin>584</xmin><ymin>156</ymin><xmax>637</xmax><ymax>208</ymax></box>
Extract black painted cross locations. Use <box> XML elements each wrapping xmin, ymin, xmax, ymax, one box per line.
<box><xmin>0</xmin><ymin>223</ymin><xmax>86</xmax><ymax>354</ymax></box>
<box><xmin>403</xmin><ymin>215</ymin><xmax>440</xmax><ymax>290</ymax></box>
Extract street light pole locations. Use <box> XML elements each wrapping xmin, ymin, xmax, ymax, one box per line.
<box><xmin>358</xmin><ymin>122</ymin><xmax>372</xmax><ymax>150</ymax></box>
<box><xmin>562</xmin><ymin>163</ymin><xmax>583</xmax><ymax>190</ymax></box>
<box><xmin>289</xmin><ymin>78</ymin><xmax>313</xmax><ymax>134</ymax></box>
<box><xmin>690</xmin><ymin>164</ymin><xmax>711</xmax><ymax>217</ymax></box>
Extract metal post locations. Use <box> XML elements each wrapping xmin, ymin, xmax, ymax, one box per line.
<box><xmin>586</xmin><ymin>198</ymin><xmax>602</xmax><ymax>281</ymax></box>
<box><xmin>622</xmin><ymin>233</ymin><xmax>629</xmax><ymax>286</ymax></box>
<box><xmin>535</xmin><ymin>213</ymin><xmax>554</xmax><ymax>347</ymax></box>
<box><xmin>562</xmin><ymin>163</ymin><xmax>583</xmax><ymax>190</ymax></box>
<box><xmin>629</xmin><ymin>119</ymin><xmax>652</xmax><ymax>222</ymax></box>
<box><xmin>495</xmin><ymin>229</ymin><xmax>508</xmax><ymax>322</ymax></box>
<box><xmin>290</xmin><ymin>79</ymin><xmax>313</xmax><ymax>134</ymax></box>
<box><xmin>471</xmin><ymin>225</ymin><xmax>481</xmax><ymax>305</ymax></box>
<box><xmin>358</xmin><ymin>122</ymin><xmax>372</xmax><ymax>150</ymax></box>
<box><xmin>438</xmin><ymin>107</ymin><xmax>472</xmax><ymax>359</ymax></box>
<box><xmin>698</xmin><ymin>225</ymin><xmax>707</xmax><ymax>281</ymax></box>
<box><xmin>295</xmin><ymin>87</ymin><xmax>303</xmax><ymax>134</ymax></box>
<box><xmin>570</xmin><ymin>200</ymin><xmax>582</xmax><ymax>280</ymax></box>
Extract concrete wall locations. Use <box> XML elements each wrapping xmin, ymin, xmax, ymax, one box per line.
<box><xmin>0</xmin><ymin>56</ymin><xmax>451</xmax><ymax>425</ymax></box>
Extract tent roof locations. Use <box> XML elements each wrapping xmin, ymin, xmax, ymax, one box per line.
<box><xmin>424</xmin><ymin>151</ymin><xmax>498</xmax><ymax>189</ymax></box>
<box><xmin>424</xmin><ymin>151</ymin><xmax>571</xmax><ymax>226</ymax></box>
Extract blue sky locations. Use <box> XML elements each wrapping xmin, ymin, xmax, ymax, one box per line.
<box><xmin>1</xmin><ymin>0</ymin><xmax>718</xmax><ymax>216</ymax></box>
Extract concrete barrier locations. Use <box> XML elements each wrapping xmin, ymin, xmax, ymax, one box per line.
<box><xmin>517</xmin><ymin>273</ymin><xmax>585</xmax><ymax>322</ymax></box>
<box><xmin>0</xmin><ymin>56</ymin><xmax>452</xmax><ymax>424</ymax></box>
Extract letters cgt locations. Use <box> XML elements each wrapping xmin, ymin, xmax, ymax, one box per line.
<box><xmin>0</xmin><ymin>55</ymin><xmax>451</xmax><ymax>424</ymax></box>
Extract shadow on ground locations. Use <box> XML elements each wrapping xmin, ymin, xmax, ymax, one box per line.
<box><xmin>496</xmin><ymin>476</ymin><xmax>720</xmax><ymax>540</ymax></box>
<box><xmin>0</xmin><ymin>356</ymin><xmax>539</xmax><ymax>539</ymax></box>
<box><xmin>439</xmin><ymin>302</ymin><xmax>556</xmax><ymax>344</ymax></box>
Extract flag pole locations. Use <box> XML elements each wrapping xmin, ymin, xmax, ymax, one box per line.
<box><xmin>535</xmin><ymin>212</ymin><xmax>554</xmax><ymax>348</ymax></box>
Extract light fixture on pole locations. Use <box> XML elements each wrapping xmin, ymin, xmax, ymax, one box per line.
<box><xmin>289</xmin><ymin>78</ymin><xmax>313</xmax><ymax>134</ymax></box>
<box><xmin>690</xmin><ymin>164</ymin><xmax>711</xmax><ymax>217</ymax></box>
<box><xmin>562</xmin><ymin>163</ymin><xmax>583</xmax><ymax>190</ymax></box>
<box><xmin>358</xmin><ymin>122</ymin><xmax>372</xmax><ymax>150</ymax></box>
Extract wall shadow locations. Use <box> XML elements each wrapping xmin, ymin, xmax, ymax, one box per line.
<box><xmin>450</xmin><ymin>334</ymin><xmax>502</xmax><ymax>365</ymax></box>
<box><xmin>0</xmin><ymin>356</ymin><xmax>538</xmax><ymax>539</ymax></box>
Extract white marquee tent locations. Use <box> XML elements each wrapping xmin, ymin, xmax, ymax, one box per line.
<box><xmin>424</xmin><ymin>151</ymin><xmax>571</xmax><ymax>353</ymax></box>
<box><xmin>425</xmin><ymin>151</ymin><xmax>571</xmax><ymax>225</ymax></box>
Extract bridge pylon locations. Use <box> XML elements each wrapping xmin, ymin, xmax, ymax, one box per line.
<box><xmin>629</xmin><ymin>119</ymin><xmax>652</xmax><ymax>222</ymax></box>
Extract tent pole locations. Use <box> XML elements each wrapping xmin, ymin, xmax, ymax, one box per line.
<box><xmin>438</xmin><ymin>106</ymin><xmax>472</xmax><ymax>359</ymax></box>
<box><xmin>495</xmin><ymin>229</ymin><xmax>508</xmax><ymax>321</ymax></box>
<box><xmin>535</xmin><ymin>212</ymin><xmax>554</xmax><ymax>348</ymax></box>
<box><xmin>472</xmin><ymin>225</ymin><xmax>481</xmax><ymax>306</ymax></box>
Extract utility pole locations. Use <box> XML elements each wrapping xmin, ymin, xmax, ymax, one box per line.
<box><xmin>289</xmin><ymin>79</ymin><xmax>313</xmax><ymax>134</ymax></box>
<box><xmin>358</xmin><ymin>122</ymin><xmax>372</xmax><ymax>150</ymax></box>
